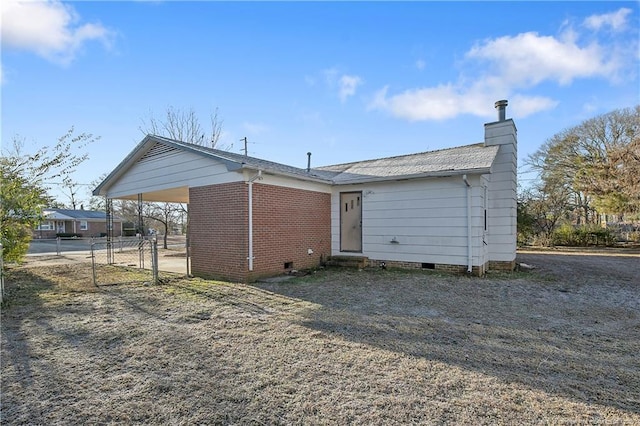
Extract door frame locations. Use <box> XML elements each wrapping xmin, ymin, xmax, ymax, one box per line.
<box><xmin>339</xmin><ymin>191</ymin><xmax>363</xmax><ymax>252</ymax></box>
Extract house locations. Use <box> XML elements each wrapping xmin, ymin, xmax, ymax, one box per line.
<box><xmin>33</xmin><ymin>208</ymin><xmax>123</xmax><ymax>239</ymax></box>
<box><xmin>94</xmin><ymin>100</ymin><xmax>516</xmax><ymax>282</ymax></box>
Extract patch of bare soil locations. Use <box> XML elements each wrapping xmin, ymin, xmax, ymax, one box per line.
<box><xmin>1</xmin><ymin>251</ymin><xmax>638</xmax><ymax>424</ymax></box>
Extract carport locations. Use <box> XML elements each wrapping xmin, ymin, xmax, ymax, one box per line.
<box><xmin>93</xmin><ymin>135</ymin><xmax>333</xmax><ymax>282</ymax></box>
<box><xmin>92</xmin><ymin>136</ymin><xmax>221</xmax><ymax>276</ymax></box>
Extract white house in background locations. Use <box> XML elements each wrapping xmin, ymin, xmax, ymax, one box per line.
<box><xmin>94</xmin><ymin>100</ymin><xmax>517</xmax><ymax>282</ymax></box>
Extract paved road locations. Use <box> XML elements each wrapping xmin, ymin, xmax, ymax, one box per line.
<box><xmin>28</xmin><ymin>238</ymin><xmax>92</xmax><ymax>254</ymax></box>
<box><xmin>29</xmin><ymin>236</ymin><xmax>187</xmax><ymax>255</ymax></box>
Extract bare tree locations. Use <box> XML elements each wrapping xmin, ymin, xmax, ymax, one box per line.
<box><xmin>143</xmin><ymin>202</ymin><xmax>181</xmax><ymax>249</ymax></box>
<box><xmin>139</xmin><ymin>106</ymin><xmax>225</xmax><ymax>148</ymax></box>
<box><xmin>527</xmin><ymin>105</ymin><xmax>640</xmax><ymax>218</ymax></box>
<box><xmin>61</xmin><ymin>176</ymin><xmax>83</xmax><ymax>209</ymax></box>
<box><xmin>137</xmin><ymin>106</ymin><xmax>228</xmax><ymax>241</ymax></box>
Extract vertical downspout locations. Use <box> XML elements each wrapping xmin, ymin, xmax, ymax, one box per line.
<box><xmin>463</xmin><ymin>175</ymin><xmax>473</xmax><ymax>273</ymax></box>
<box><xmin>247</xmin><ymin>170</ymin><xmax>263</xmax><ymax>271</ymax></box>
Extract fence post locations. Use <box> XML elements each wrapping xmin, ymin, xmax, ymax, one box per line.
<box><xmin>185</xmin><ymin>235</ymin><xmax>190</xmax><ymax>277</ymax></box>
<box><xmin>0</xmin><ymin>242</ymin><xmax>4</xmax><ymax>304</ymax></box>
<box><xmin>90</xmin><ymin>242</ymin><xmax>98</xmax><ymax>286</ymax></box>
<box><xmin>56</xmin><ymin>236</ymin><xmax>61</xmax><ymax>256</ymax></box>
<box><xmin>152</xmin><ymin>238</ymin><xmax>159</xmax><ymax>285</ymax></box>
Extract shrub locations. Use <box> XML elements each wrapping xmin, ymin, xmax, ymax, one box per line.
<box><xmin>552</xmin><ymin>225</ymin><xmax>614</xmax><ymax>247</ymax></box>
<box><xmin>56</xmin><ymin>233</ymin><xmax>83</xmax><ymax>239</ymax></box>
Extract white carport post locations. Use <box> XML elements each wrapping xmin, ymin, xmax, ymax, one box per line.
<box><xmin>105</xmin><ymin>197</ymin><xmax>114</xmax><ymax>264</ymax></box>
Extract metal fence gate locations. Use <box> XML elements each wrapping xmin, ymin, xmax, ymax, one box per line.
<box><xmin>91</xmin><ymin>237</ymin><xmax>159</xmax><ymax>286</ymax></box>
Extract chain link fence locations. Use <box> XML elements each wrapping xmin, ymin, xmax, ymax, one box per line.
<box><xmin>1</xmin><ymin>243</ymin><xmax>4</xmax><ymax>304</ymax></box>
<box><xmin>90</xmin><ymin>237</ymin><xmax>159</xmax><ymax>286</ymax></box>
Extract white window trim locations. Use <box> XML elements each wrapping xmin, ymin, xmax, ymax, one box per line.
<box><xmin>37</xmin><ymin>221</ymin><xmax>55</xmax><ymax>231</ymax></box>
<box><xmin>80</xmin><ymin>220</ymin><xmax>88</xmax><ymax>231</ymax></box>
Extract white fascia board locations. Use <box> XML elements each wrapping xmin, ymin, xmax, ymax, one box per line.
<box><xmin>94</xmin><ymin>135</ymin><xmax>244</xmax><ymax>196</ymax></box>
<box><xmin>43</xmin><ymin>211</ymin><xmax>74</xmax><ymax>220</ymax></box>
<box><xmin>331</xmin><ymin>167</ymin><xmax>492</xmax><ymax>185</ymax></box>
<box><xmin>240</xmin><ymin>165</ymin><xmax>333</xmax><ymax>185</ymax></box>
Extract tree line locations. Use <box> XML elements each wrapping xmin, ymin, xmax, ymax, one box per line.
<box><xmin>519</xmin><ymin>105</ymin><xmax>639</xmax><ymax>246</ymax></box>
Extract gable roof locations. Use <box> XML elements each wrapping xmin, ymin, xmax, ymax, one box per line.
<box><xmin>152</xmin><ymin>136</ymin><xmax>338</xmax><ymax>182</ymax></box>
<box><xmin>43</xmin><ymin>208</ymin><xmax>118</xmax><ymax>221</ymax></box>
<box><xmin>316</xmin><ymin>143</ymin><xmax>499</xmax><ymax>184</ymax></box>
<box><xmin>94</xmin><ymin>134</ymin><xmax>500</xmax><ymax>197</ymax></box>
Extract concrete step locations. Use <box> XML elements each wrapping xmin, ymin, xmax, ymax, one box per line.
<box><xmin>325</xmin><ymin>256</ymin><xmax>369</xmax><ymax>269</ymax></box>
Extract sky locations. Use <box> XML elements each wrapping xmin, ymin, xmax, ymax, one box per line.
<box><xmin>2</xmin><ymin>1</ymin><xmax>639</xmax><ymax>206</ymax></box>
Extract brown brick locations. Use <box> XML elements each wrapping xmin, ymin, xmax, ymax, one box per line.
<box><xmin>189</xmin><ymin>182</ymin><xmax>330</xmax><ymax>282</ymax></box>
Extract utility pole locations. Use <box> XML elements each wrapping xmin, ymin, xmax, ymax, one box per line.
<box><xmin>240</xmin><ymin>137</ymin><xmax>248</xmax><ymax>156</ymax></box>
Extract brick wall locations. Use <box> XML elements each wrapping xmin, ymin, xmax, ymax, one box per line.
<box><xmin>189</xmin><ymin>181</ymin><xmax>331</xmax><ymax>282</ymax></box>
<box><xmin>189</xmin><ymin>182</ymin><xmax>249</xmax><ymax>282</ymax></box>
<box><xmin>488</xmin><ymin>260</ymin><xmax>516</xmax><ymax>271</ymax></box>
<box><xmin>250</xmin><ymin>184</ymin><xmax>331</xmax><ymax>281</ymax></box>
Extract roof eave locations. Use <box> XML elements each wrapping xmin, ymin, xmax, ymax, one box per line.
<box><xmin>240</xmin><ymin>165</ymin><xmax>334</xmax><ymax>184</ymax></box>
<box><xmin>93</xmin><ymin>135</ymin><xmax>245</xmax><ymax>197</ymax></box>
<box><xmin>332</xmin><ymin>167</ymin><xmax>493</xmax><ymax>185</ymax></box>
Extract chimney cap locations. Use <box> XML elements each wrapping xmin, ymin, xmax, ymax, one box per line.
<box><xmin>495</xmin><ymin>99</ymin><xmax>508</xmax><ymax>121</ymax></box>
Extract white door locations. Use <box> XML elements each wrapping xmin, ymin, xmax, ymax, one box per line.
<box><xmin>340</xmin><ymin>192</ymin><xmax>362</xmax><ymax>252</ymax></box>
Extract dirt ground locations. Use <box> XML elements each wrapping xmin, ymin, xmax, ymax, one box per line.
<box><xmin>1</xmin><ymin>249</ymin><xmax>638</xmax><ymax>425</ymax></box>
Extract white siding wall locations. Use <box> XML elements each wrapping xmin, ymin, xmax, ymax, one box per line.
<box><xmin>253</xmin><ymin>172</ymin><xmax>332</xmax><ymax>194</ymax></box>
<box><xmin>484</xmin><ymin>119</ymin><xmax>517</xmax><ymax>263</ymax></box>
<box><xmin>331</xmin><ymin>175</ymin><xmax>487</xmax><ymax>267</ymax></box>
<box><xmin>106</xmin><ymin>146</ymin><xmax>243</xmax><ymax>199</ymax></box>
<box><xmin>478</xmin><ymin>175</ymin><xmax>491</xmax><ymax>268</ymax></box>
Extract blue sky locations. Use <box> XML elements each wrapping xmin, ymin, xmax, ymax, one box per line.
<box><xmin>2</xmin><ymin>1</ymin><xmax>639</xmax><ymax>205</ymax></box>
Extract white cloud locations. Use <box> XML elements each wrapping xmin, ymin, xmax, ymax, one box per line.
<box><xmin>369</xmin><ymin>84</ymin><xmax>461</xmax><ymax>121</ymax></box>
<box><xmin>1</xmin><ymin>0</ymin><xmax>113</xmax><ymax>66</ymax></box>
<box><xmin>370</xmin><ymin>10</ymin><xmax>634</xmax><ymax>121</ymax></box>
<box><xmin>321</xmin><ymin>68</ymin><xmax>363</xmax><ymax>102</ymax></box>
<box><xmin>510</xmin><ymin>95</ymin><xmax>559</xmax><ymax>117</ymax></box>
<box><xmin>583</xmin><ymin>8</ymin><xmax>632</xmax><ymax>32</ymax></box>
<box><xmin>338</xmin><ymin>75</ymin><xmax>363</xmax><ymax>102</ymax></box>
<box><xmin>466</xmin><ymin>31</ymin><xmax>618</xmax><ymax>86</ymax></box>
<box><xmin>415</xmin><ymin>59</ymin><xmax>426</xmax><ymax>71</ymax></box>
<box><xmin>369</xmin><ymin>83</ymin><xmax>555</xmax><ymax>121</ymax></box>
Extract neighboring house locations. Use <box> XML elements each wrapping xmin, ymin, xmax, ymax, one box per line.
<box><xmin>33</xmin><ymin>208</ymin><xmax>123</xmax><ymax>239</ymax></box>
<box><xmin>94</xmin><ymin>100</ymin><xmax>517</xmax><ymax>282</ymax></box>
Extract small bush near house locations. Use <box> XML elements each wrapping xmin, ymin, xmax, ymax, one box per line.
<box><xmin>55</xmin><ymin>233</ymin><xmax>83</xmax><ymax>239</ymax></box>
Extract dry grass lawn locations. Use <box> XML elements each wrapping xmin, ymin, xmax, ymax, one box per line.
<box><xmin>1</xmin><ymin>251</ymin><xmax>639</xmax><ymax>425</ymax></box>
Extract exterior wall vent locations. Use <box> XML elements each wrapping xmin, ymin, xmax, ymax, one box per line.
<box><xmin>138</xmin><ymin>143</ymin><xmax>180</xmax><ymax>163</ymax></box>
